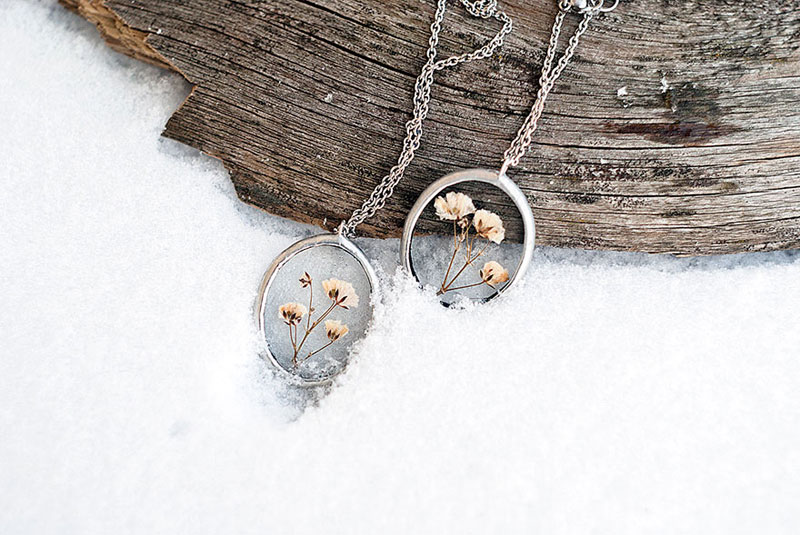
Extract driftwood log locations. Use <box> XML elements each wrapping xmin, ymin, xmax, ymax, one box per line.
<box><xmin>62</xmin><ymin>0</ymin><xmax>800</xmax><ymax>255</ymax></box>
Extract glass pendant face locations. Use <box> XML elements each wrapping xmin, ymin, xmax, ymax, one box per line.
<box><xmin>255</xmin><ymin>233</ymin><xmax>377</xmax><ymax>386</ymax></box>
<box><xmin>401</xmin><ymin>169</ymin><xmax>535</xmax><ymax>306</ymax></box>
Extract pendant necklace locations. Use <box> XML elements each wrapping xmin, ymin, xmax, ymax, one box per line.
<box><xmin>401</xmin><ymin>0</ymin><xmax>619</xmax><ymax>306</ymax></box>
<box><xmin>256</xmin><ymin>0</ymin><xmax>513</xmax><ymax>386</ymax></box>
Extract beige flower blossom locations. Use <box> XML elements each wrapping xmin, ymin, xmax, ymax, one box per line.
<box><xmin>434</xmin><ymin>192</ymin><xmax>476</xmax><ymax>221</ymax></box>
<box><xmin>299</xmin><ymin>272</ymin><xmax>312</xmax><ymax>288</ymax></box>
<box><xmin>278</xmin><ymin>302</ymin><xmax>307</xmax><ymax>325</ymax></box>
<box><xmin>472</xmin><ymin>209</ymin><xmax>505</xmax><ymax>244</ymax></box>
<box><xmin>480</xmin><ymin>261</ymin><xmax>509</xmax><ymax>286</ymax></box>
<box><xmin>322</xmin><ymin>278</ymin><xmax>360</xmax><ymax>309</ymax></box>
<box><xmin>325</xmin><ymin>320</ymin><xmax>349</xmax><ymax>342</ymax></box>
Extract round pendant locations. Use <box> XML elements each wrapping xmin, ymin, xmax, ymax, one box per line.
<box><xmin>255</xmin><ymin>233</ymin><xmax>377</xmax><ymax>386</ymax></box>
<box><xmin>401</xmin><ymin>168</ymin><xmax>535</xmax><ymax>306</ymax></box>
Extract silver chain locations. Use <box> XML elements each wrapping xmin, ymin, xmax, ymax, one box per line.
<box><xmin>340</xmin><ymin>0</ymin><xmax>512</xmax><ymax>236</ymax></box>
<box><xmin>499</xmin><ymin>0</ymin><xmax>617</xmax><ymax>175</ymax></box>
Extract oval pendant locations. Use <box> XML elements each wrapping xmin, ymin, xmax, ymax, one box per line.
<box><xmin>255</xmin><ymin>233</ymin><xmax>377</xmax><ymax>386</ymax></box>
<box><xmin>401</xmin><ymin>168</ymin><xmax>535</xmax><ymax>306</ymax></box>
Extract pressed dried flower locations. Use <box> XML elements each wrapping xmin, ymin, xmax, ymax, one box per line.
<box><xmin>434</xmin><ymin>191</ymin><xmax>476</xmax><ymax>221</ymax></box>
<box><xmin>322</xmin><ymin>278</ymin><xmax>360</xmax><ymax>309</ymax></box>
<box><xmin>480</xmin><ymin>261</ymin><xmax>509</xmax><ymax>286</ymax></box>
<box><xmin>278</xmin><ymin>302</ymin><xmax>307</xmax><ymax>325</ymax></box>
<box><xmin>325</xmin><ymin>320</ymin><xmax>349</xmax><ymax>342</ymax></box>
<box><xmin>472</xmin><ymin>209</ymin><xmax>505</xmax><ymax>244</ymax></box>
<box><xmin>299</xmin><ymin>272</ymin><xmax>312</xmax><ymax>288</ymax></box>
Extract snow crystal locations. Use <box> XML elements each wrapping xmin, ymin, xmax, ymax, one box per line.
<box><xmin>2</xmin><ymin>1</ymin><xmax>800</xmax><ymax>534</ymax></box>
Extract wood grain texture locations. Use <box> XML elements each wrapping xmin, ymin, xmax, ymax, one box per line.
<box><xmin>62</xmin><ymin>0</ymin><xmax>800</xmax><ymax>255</ymax></box>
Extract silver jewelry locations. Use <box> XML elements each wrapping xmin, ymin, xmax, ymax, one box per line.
<box><xmin>401</xmin><ymin>0</ymin><xmax>619</xmax><ymax>305</ymax></box>
<box><xmin>256</xmin><ymin>0</ymin><xmax>512</xmax><ymax>386</ymax></box>
<box><xmin>256</xmin><ymin>233</ymin><xmax>378</xmax><ymax>387</ymax></box>
<box><xmin>340</xmin><ymin>0</ymin><xmax>513</xmax><ymax>236</ymax></box>
<box><xmin>401</xmin><ymin>169</ymin><xmax>535</xmax><ymax>304</ymax></box>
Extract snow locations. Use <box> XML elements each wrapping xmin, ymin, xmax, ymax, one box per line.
<box><xmin>2</xmin><ymin>1</ymin><xmax>800</xmax><ymax>533</ymax></box>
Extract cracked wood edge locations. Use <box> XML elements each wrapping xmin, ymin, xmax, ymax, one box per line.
<box><xmin>60</xmin><ymin>0</ymin><xmax>800</xmax><ymax>255</ymax></box>
<box><xmin>60</xmin><ymin>0</ymin><xmax>171</xmax><ymax>70</ymax></box>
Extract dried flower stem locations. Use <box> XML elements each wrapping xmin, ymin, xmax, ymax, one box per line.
<box><xmin>289</xmin><ymin>324</ymin><xmax>298</xmax><ymax>366</ymax></box>
<box><xmin>306</xmin><ymin>283</ymin><xmax>313</xmax><ymax>332</ymax></box>
<box><xmin>438</xmin><ymin>233</ymin><xmax>491</xmax><ymax>295</ymax></box>
<box><xmin>293</xmin><ymin>301</ymin><xmax>337</xmax><ymax>363</ymax></box>
<box><xmin>446</xmin><ymin>280</ymin><xmax>491</xmax><ymax>292</ymax></box>
<box><xmin>281</xmin><ymin>274</ymin><xmax>355</xmax><ymax>368</ymax></box>
<box><xmin>433</xmin><ymin>194</ymin><xmax>508</xmax><ymax>298</ymax></box>
<box><xmin>440</xmin><ymin>220</ymin><xmax>460</xmax><ymax>292</ymax></box>
<box><xmin>303</xmin><ymin>340</ymin><xmax>335</xmax><ymax>361</ymax></box>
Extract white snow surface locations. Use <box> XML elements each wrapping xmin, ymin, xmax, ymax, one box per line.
<box><xmin>2</xmin><ymin>2</ymin><xmax>800</xmax><ymax>533</ymax></box>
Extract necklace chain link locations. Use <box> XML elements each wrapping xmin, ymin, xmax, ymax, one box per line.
<box><xmin>500</xmin><ymin>0</ymin><xmax>618</xmax><ymax>175</ymax></box>
<box><xmin>341</xmin><ymin>0</ymin><xmax>512</xmax><ymax>236</ymax></box>
<box><xmin>341</xmin><ymin>0</ymin><xmax>615</xmax><ymax>235</ymax></box>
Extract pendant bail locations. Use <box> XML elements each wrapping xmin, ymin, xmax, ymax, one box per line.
<box><xmin>499</xmin><ymin>159</ymin><xmax>511</xmax><ymax>178</ymax></box>
<box><xmin>336</xmin><ymin>220</ymin><xmax>350</xmax><ymax>237</ymax></box>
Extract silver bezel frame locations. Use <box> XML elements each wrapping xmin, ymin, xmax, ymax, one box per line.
<box><xmin>255</xmin><ymin>233</ymin><xmax>378</xmax><ymax>387</ymax></box>
<box><xmin>400</xmin><ymin>168</ymin><xmax>535</xmax><ymax>304</ymax></box>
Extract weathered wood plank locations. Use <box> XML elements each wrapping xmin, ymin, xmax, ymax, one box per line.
<box><xmin>62</xmin><ymin>0</ymin><xmax>800</xmax><ymax>255</ymax></box>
